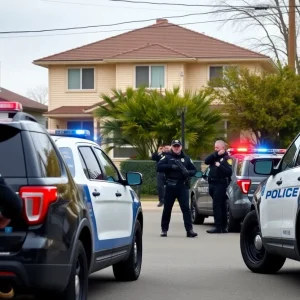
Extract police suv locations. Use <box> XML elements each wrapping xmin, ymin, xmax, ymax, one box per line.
<box><xmin>190</xmin><ymin>147</ymin><xmax>284</xmax><ymax>232</ymax></box>
<box><xmin>240</xmin><ymin>134</ymin><xmax>300</xmax><ymax>273</ymax></box>
<box><xmin>0</xmin><ymin>102</ymin><xmax>143</xmax><ymax>299</ymax></box>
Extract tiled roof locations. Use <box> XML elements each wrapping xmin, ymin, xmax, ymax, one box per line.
<box><xmin>34</xmin><ymin>19</ymin><xmax>268</xmax><ymax>63</ymax></box>
<box><xmin>44</xmin><ymin>106</ymin><xmax>90</xmax><ymax>115</ymax></box>
<box><xmin>109</xmin><ymin>43</ymin><xmax>191</xmax><ymax>59</ymax></box>
<box><xmin>0</xmin><ymin>87</ymin><xmax>48</xmax><ymax>112</ymax></box>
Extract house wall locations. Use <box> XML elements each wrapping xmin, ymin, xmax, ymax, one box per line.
<box><xmin>48</xmin><ymin>61</ymin><xmax>265</xmax><ymax>111</ymax></box>
<box><xmin>115</xmin><ymin>62</ymin><xmax>185</xmax><ymax>92</ymax></box>
<box><xmin>48</xmin><ymin>64</ymin><xmax>116</xmax><ymax>111</ymax></box>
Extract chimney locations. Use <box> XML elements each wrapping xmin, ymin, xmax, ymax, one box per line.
<box><xmin>156</xmin><ymin>18</ymin><xmax>168</xmax><ymax>25</ymax></box>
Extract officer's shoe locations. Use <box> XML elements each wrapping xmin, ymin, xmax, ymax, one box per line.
<box><xmin>186</xmin><ymin>230</ymin><xmax>198</xmax><ymax>238</ymax></box>
<box><xmin>160</xmin><ymin>231</ymin><xmax>167</xmax><ymax>237</ymax></box>
<box><xmin>157</xmin><ymin>202</ymin><xmax>164</xmax><ymax>207</ymax></box>
<box><xmin>222</xmin><ymin>228</ymin><xmax>228</xmax><ymax>233</ymax></box>
<box><xmin>206</xmin><ymin>227</ymin><xmax>222</xmax><ymax>234</ymax></box>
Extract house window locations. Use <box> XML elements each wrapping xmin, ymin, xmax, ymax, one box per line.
<box><xmin>135</xmin><ymin>66</ymin><xmax>165</xmax><ymax>88</ymax></box>
<box><xmin>68</xmin><ymin>68</ymin><xmax>94</xmax><ymax>90</ymax></box>
<box><xmin>209</xmin><ymin>65</ymin><xmax>237</xmax><ymax>87</ymax></box>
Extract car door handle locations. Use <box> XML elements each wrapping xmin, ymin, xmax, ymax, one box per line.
<box><xmin>92</xmin><ymin>192</ymin><xmax>100</xmax><ymax>197</ymax></box>
<box><xmin>276</xmin><ymin>180</ymin><xmax>282</xmax><ymax>186</ymax></box>
<box><xmin>115</xmin><ymin>192</ymin><xmax>122</xmax><ymax>197</ymax></box>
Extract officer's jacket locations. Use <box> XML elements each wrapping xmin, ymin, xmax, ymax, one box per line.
<box><xmin>204</xmin><ymin>151</ymin><xmax>232</xmax><ymax>179</ymax></box>
<box><xmin>157</xmin><ymin>150</ymin><xmax>197</xmax><ymax>181</ymax></box>
<box><xmin>0</xmin><ymin>177</ymin><xmax>23</xmax><ymax>219</ymax></box>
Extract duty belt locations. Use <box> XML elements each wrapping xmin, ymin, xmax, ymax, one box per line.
<box><xmin>208</xmin><ymin>177</ymin><xmax>228</xmax><ymax>184</ymax></box>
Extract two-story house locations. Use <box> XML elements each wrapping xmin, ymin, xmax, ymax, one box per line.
<box><xmin>34</xmin><ymin>18</ymin><xmax>276</xmax><ymax>162</ymax></box>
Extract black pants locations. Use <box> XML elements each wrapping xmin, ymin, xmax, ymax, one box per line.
<box><xmin>209</xmin><ymin>183</ymin><xmax>227</xmax><ymax>230</ymax></box>
<box><xmin>156</xmin><ymin>172</ymin><xmax>165</xmax><ymax>203</ymax></box>
<box><xmin>161</xmin><ymin>184</ymin><xmax>193</xmax><ymax>232</ymax></box>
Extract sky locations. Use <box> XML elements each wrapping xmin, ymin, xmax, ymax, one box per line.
<box><xmin>0</xmin><ymin>0</ymin><xmax>268</xmax><ymax>99</ymax></box>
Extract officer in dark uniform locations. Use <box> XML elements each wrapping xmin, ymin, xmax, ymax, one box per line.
<box><xmin>205</xmin><ymin>140</ymin><xmax>232</xmax><ymax>234</ymax></box>
<box><xmin>151</xmin><ymin>144</ymin><xmax>170</xmax><ymax>207</ymax></box>
<box><xmin>157</xmin><ymin>139</ymin><xmax>198</xmax><ymax>238</ymax></box>
<box><xmin>0</xmin><ymin>176</ymin><xmax>23</xmax><ymax>229</ymax></box>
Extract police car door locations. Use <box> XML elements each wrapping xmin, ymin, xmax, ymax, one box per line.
<box><xmin>93</xmin><ymin>147</ymin><xmax>133</xmax><ymax>248</ymax></box>
<box><xmin>78</xmin><ymin>146</ymin><xmax>120</xmax><ymax>254</ymax></box>
<box><xmin>280</xmin><ymin>138</ymin><xmax>300</xmax><ymax>241</ymax></box>
<box><xmin>261</xmin><ymin>136</ymin><xmax>300</xmax><ymax>239</ymax></box>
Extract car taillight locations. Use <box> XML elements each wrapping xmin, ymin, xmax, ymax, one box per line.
<box><xmin>19</xmin><ymin>186</ymin><xmax>58</xmax><ymax>225</ymax></box>
<box><xmin>237</xmin><ymin>179</ymin><xmax>251</xmax><ymax>194</ymax></box>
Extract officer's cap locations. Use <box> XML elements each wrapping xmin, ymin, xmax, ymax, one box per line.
<box><xmin>171</xmin><ymin>139</ymin><xmax>182</xmax><ymax>146</ymax></box>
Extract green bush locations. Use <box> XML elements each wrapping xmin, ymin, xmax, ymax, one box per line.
<box><xmin>120</xmin><ymin>160</ymin><xmax>157</xmax><ymax>195</ymax></box>
<box><xmin>120</xmin><ymin>160</ymin><xmax>204</xmax><ymax>196</ymax></box>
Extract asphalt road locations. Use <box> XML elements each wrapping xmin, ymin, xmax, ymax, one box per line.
<box><xmin>88</xmin><ymin>207</ymin><xmax>300</xmax><ymax>300</ymax></box>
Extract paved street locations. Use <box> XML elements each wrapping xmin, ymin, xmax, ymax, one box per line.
<box><xmin>88</xmin><ymin>203</ymin><xmax>300</xmax><ymax>300</ymax></box>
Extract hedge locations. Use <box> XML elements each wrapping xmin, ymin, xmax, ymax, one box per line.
<box><xmin>120</xmin><ymin>160</ymin><xmax>204</xmax><ymax>196</ymax></box>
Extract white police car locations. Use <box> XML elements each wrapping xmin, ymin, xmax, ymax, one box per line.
<box><xmin>49</xmin><ymin>129</ymin><xmax>144</xmax><ymax>281</ymax></box>
<box><xmin>240</xmin><ymin>134</ymin><xmax>300</xmax><ymax>273</ymax></box>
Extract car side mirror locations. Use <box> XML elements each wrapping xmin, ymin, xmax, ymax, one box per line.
<box><xmin>126</xmin><ymin>172</ymin><xmax>143</xmax><ymax>186</ymax></box>
<box><xmin>194</xmin><ymin>171</ymin><xmax>203</xmax><ymax>178</ymax></box>
<box><xmin>253</xmin><ymin>159</ymin><xmax>274</xmax><ymax>175</ymax></box>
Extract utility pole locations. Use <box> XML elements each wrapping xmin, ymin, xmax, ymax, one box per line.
<box><xmin>288</xmin><ymin>0</ymin><xmax>296</xmax><ymax>72</ymax></box>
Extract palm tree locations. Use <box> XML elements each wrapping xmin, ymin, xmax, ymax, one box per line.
<box><xmin>93</xmin><ymin>87</ymin><xmax>222</xmax><ymax>159</ymax></box>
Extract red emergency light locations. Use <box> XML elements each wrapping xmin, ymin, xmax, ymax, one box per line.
<box><xmin>0</xmin><ymin>102</ymin><xmax>23</xmax><ymax>112</ymax></box>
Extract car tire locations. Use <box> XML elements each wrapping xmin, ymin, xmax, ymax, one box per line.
<box><xmin>240</xmin><ymin>210</ymin><xmax>286</xmax><ymax>274</ymax></box>
<box><xmin>37</xmin><ymin>240</ymin><xmax>88</xmax><ymax>300</ymax></box>
<box><xmin>191</xmin><ymin>195</ymin><xmax>205</xmax><ymax>224</ymax></box>
<box><xmin>113</xmin><ymin>220</ymin><xmax>143</xmax><ymax>281</ymax></box>
<box><xmin>227</xmin><ymin>201</ymin><xmax>241</xmax><ymax>232</ymax></box>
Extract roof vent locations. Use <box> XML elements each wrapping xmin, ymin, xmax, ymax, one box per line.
<box><xmin>156</xmin><ymin>18</ymin><xmax>168</xmax><ymax>24</ymax></box>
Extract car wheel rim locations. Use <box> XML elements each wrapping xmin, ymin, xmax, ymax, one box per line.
<box><xmin>134</xmin><ymin>239</ymin><xmax>138</xmax><ymax>265</ymax></box>
<box><xmin>227</xmin><ymin>204</ymin><xmax>230</xmax><ymax>225</ymax></box>
<box><xmin>75</xmin><ymin>256</ymin><xmax>83</xmax><ymax>300</ymax></box>
<box><xmin>191</xmin><ymin>197</ymin><xmax>196</xmax><ymax>221</ymax></box>
<box><xmin>134</xmin><ymin>231</ymin><xmax>142</xmax><ymax>272</ymax></box>
<box><xmin>244</xmin><ymin>222</ymin><xmax>265</xmax><ymax>264</ymax></box>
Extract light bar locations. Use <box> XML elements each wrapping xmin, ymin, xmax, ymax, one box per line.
<box><xmin>228</xmin><ymin>147</ymin><xmax>286</xmax><ymax>155</ymax></box>
<box><xmin>48</xmin><ymin>129</ymin><xmax>91</xmax><ymax>138</ymax></box>
<box><xmin>0</xmin><ymin>102</ymin><xmax>23</xmax><ymax>112</ymax></box>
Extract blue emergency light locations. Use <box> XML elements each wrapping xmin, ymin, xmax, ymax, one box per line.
<box><xmin>48</xmin><ymin>129</ymin><xmax>91</xmax><ymax>139</ymax></box>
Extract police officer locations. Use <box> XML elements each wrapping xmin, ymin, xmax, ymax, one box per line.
<box><xmin>151</xmin><ymin>144</ymin><xmax>170</xmax><ymax>207</ymax></box>
<box><xmin>205</xmin><ymin>140</ymin><xmax>232</xmax><ymax>234</ymax></box>
<box><xmin>0</xmin><ymin>175</ymin><xmax>23</xmax><ymax>229</ymax></box>
<box><xmin>157</xmin><ymin>139</ymin><xmax>198</xmax><ymax>238</ymax></box>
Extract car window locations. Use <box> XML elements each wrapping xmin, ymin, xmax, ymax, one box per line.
<box><xmin>249</xmin><ymin>158</ymin><xmax>281</xmax><ymax>176</ymax></box>
<box><xmin>78</xmin><ymin>146</ymin><xmax>103</xmax><ymax>180</ymax></box>
<box><xmin>30</xmin><ymin>132</ymin><xmax>61</xmax><ymax>177</ymax></box>
<box><xmin>236</xmin><ymin>159</ymin><xmax>244</xmax><ymax>176</ymax></box>
<box><xmin>294</xmin><ymin>150</ymin><xmax>300</xmax><ymax>167</ymax></box>
<box><xmin>59</xmin><ymin>147</ymin><xmax>75</xmax><ymax>177</ymax></box>
<box><xmin>204</xmin><ymin>167</ymin><xmax>210</xmax><ymax>177</ymax></box>
<box><xmin>0</xmin><ymin>125</ymin><xmax>26</xmax><ymax>177</ymax></box>
<box><xmin>93</xmin><ymin>148</ymin><xmax>119</xmax><ymax>182</ymax></box>
<box><xmin>281</xmin><ymin>135</ymin><xmax>300</xmax><ymax>171</ymax></box>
